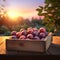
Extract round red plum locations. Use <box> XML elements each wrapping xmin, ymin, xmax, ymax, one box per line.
<box><xmin>16</xmin><ymin>32</ymin><xmax>21</xmax><ymax>38</ymax></box>
<box><xmin>38</xmin><ymin>27</ymin><xmax>46</xmax><ymax>33</ymax></box>
<box><xmin>39</xmin><ymin>32</ymin><xmax>46</xmax><ymax>39</ymax></box>
<box><xmin>19</xmin><ymin>35</ymin><xmax>26</xmax><ymax>40</ymax></box>
<box><xmin>11</xmin><ymin>31</ymin><xmax>17</xmax><ymax>36</ymax></box>
<box><xmin>27</xmin><ymin>34</ymin><xmax>34</xmax><ymax>39</ymax></box>
<box><xmin>33</xmin><ymin>30</ymin><xmax>39</xmax><ymax>36</ymax></box>
<box><xmin>11</xmin><ymin>36</ymin><xmax>17</xmax><ymax>39</ymax></box>
<box><xmin>34</xmin><ymin>36</ymin><xmax>40</xmax><ymax>40</ymax></box>
<box><xmin>27</xmin><ymin>27</ymin><xmax>33</xmax><ymax>34</ymax></box>
<box><xmin>21</xmin><ymin>30</ymin><xmax>27</xmax><ymax>36</ymax></box>
<box><xmin>33</xmin><ymin>27</ymin><xmax>38</xmax><ymax>31</ymax></box>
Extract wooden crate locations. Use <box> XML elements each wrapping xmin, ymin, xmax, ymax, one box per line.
<box><xmin>6</xmin><ymin>32</ymin><xmax>52</xmax><ymax>53</ymax></box>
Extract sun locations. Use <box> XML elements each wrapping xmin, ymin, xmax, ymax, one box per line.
<box><xmin>7</xmin><ymin>11</ymin><xmax>19</xmax><ymax>19</ymax></box>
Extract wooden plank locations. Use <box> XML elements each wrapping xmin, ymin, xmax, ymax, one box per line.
<box><xmin>45</xmin><ymin>32</ymin><xmax>52</xmax><ymax>51</ymax></box>
<box><xmin>6</xmin><ymin>40</ymin><xmax>45</xmax><ymax>52</ymax></box>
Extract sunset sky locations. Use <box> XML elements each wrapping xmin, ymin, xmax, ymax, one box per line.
<box><xmin>1</xmin><ymin>0</ymin><xmax>45</xmax><ymax>19</ymax></box>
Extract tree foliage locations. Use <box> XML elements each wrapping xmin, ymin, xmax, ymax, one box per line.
<box><xmin>31</xmin><ymin>17</ymin><xmax>44</xmax><ymax>29</ymax></box>
<box><xmin>36</xmin><ymin>0</ymin><xmax>60</xmax><ymax>32</ymax></box>
<box><xmin>0</xmin><ymin>0</ymin><xmax>7</xmax><ymax>25</ymax></box>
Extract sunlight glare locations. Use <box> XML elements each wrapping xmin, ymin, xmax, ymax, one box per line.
<box><xmin>7</xmin><ymin>11</ymin><xmax>19</xmax><ymax>19</ymax></box>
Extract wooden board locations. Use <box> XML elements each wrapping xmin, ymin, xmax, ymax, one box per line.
<box><xmin>6</xmin><ymin>32</ymin><xmax>52</xmax><ymax>53</ymax></box>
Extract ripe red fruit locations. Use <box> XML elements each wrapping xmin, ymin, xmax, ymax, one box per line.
<box><xmin>33</xmin><ymin>30</ymin><xmax>39</xmax><ymax>36</ymax></box>
<box><xmin>11</xmin><ymin>31</ymin><xmax>17</xmax><ymax>36</ymax></box>
<box><xmin>34</xmin><ymin>36</ymin><xmax>40</xmax><ymax>40</ymax></box>
<box><xmin>27</xmin><ymin>27</ymin><xmax>33</xmax><ymax>34</ymax></box>
<box><xmin>21</xmin><ymin>30</ymin><xmax>27</xmax><ymax>36</ymax></box>
<box><xmin>19</xmin><ymin>35</ymin><xmax>26</xmax><ymax>40</ymax></box>
<box><xmin>39</xmin><ymin>32</ymin><xmax>46</xmax><ymax>39</ymax></box>
<box><xmin>11</xmin><ymin>36</ymin><xmax>17</xmax><ymax>39</ymax></box>
<box><xmin>27</xmin><ymin>34</ymin><xmax>33</xmax><ymax>39</ymax></box>
<box><xmin>16</xmin><ymin>32</ymin><xmax>21</xmax><ymax>38</ymax></box>
<box><xmin>45</xmin><ymin>32</ymin><xmax>48</xmax><ymax>36</ymax></box>
<box><xmin>11</xmin><ymin>27</ymin><xmax>48</xmax><ymax>40</ymax></box>
<box><xmin>33</xmin><ymin>27</ymin><xmax>38</xmax><ymax>31</ymax></box>
<box><xmin>38</xmin><ymin>27</ymin><xmax>46</xmax><ymax>33</ymax></box>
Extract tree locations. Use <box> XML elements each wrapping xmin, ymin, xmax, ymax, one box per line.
<box><xmin>0</xmin><ymin>0</ymin><xmax>7</xmax><ymax>26</ymax></box>
<box><xmin>36</xmin><ymin>0</ymin><xmax>60</xmax><ymax>32</ymax></box>
<box><xmin>31</xmin><ymin>17</ymin><xmax>44</xmax><ymax>29</ymax></box>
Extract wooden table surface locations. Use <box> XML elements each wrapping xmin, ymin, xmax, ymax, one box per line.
<box><xmin>0</xmin><ymin>36</ymin><xmax>60</xmax><ymax>55</ymax></box>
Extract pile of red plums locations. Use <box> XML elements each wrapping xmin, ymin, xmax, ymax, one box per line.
<box><xmin>11</xmin><ymin>27</ymin><xmax>48</xmax><ymax>40</ymax></box>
